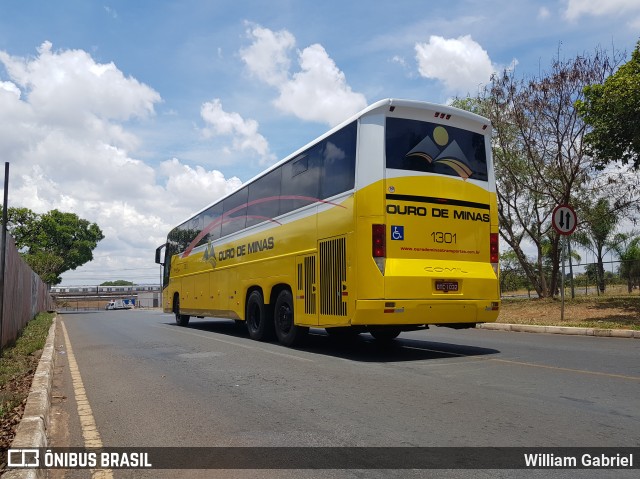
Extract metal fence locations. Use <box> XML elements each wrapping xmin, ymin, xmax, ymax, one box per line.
<box><xmin>500</xmin><ymin>259</ymin><xmax>640</xmax><ymax>298</ymax></box>
<box><xmin>0</xmin><ymin>234</ymin><xmax>54</xmax><ymax>350</ymax></box>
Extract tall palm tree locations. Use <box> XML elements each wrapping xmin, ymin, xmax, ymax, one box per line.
<box><xmin>612</xmin><ymin>236</ymin><xmax>640</xmax><ymax>293</ymax></box>
<box><xmin>573</xmin><ymin>198</ymin><xmax>621</xmax><ymax>293</ymax></box>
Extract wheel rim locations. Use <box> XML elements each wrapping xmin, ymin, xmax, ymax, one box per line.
<box><xmin>276</xmin><ymin>302</ymin><xmax>292</xmax><ymax>334</ymax></box>
<box><xmin>248</xmin><ymin>302</ymin><xmax>260</xmax><ymax>331</ymax></box>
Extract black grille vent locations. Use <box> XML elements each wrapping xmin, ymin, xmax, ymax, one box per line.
<box><xmin>304</xmin><ymin>256</ymin><xmax>316</xmax><ymax>315</ymax></box>
<box><xmin>319</xmin><ymin>237</ymin><xmax>347</xmax><ymax>316</ymax></box>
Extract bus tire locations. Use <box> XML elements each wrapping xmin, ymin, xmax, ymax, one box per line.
<box><xmin>246</xmin><ymin>290</ymin><xmax>273</xmax><ymax>341</ymax></box>
<box><xmin>369</xmin><ymin>327</ymin><xmax>401</xmax><ymax>342</ymax></box>
<box><xmin>174</xmin><ymin>296</ymin><xmax>190</xmax><ymax>327</ymax></box>
<box><xmin>274</xmin><ymin>289</ymin><xmax>308</xmax><ymax>347</ymax></box>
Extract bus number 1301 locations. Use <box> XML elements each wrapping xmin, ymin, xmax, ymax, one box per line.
<box><xmin>431</xmin><ymin>232</ymin><xmax>457</xmax><ymax>244</ymax></box>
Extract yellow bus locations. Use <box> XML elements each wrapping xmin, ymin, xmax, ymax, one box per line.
<box><xmin>155</xmin><ymin>99</ymin><xmax>500</xmax><ymax>346</ymax></box>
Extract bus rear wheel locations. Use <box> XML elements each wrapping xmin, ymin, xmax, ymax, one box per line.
<box><xmin>174</xmin><ymin>296</ymin><xmax>190</xmax><ymax>326</ymax></box>
<box><xmin>274</xmin><ymin>290</ymin><xmax>308</xmax><ymax>347</ymax></box>
<box><xmin>246</xmin><ymin>290</ymin><xmax>273</xmax><ymax>341</ymax></box>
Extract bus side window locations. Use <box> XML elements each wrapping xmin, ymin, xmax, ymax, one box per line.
<box><xmin>247</xmin><ymin>167</ymin><xmax>282</xmax><ymax>227</ymax></box>
<box><xmin>168</xmin><ymin>225</ymin><xmax>192</xmax><ymax>255</ymax></box>
<box><xmin>202</xmin><ymin>203</ymin><xmax>223</xmax><ymax>241</ymax></box>
<box><xmin>321</xmin><ymin>121</ymin><xmax>357</xmax><ymax>199</ymax></box>
<box><xmin>221</xmin><ymin>187</ymin><xmax>248</xmax><ymax>237</ymax></box>
<box><xmin>281</xmin><ymin>149</ymin><xmax>321</xmax><ymax>214</ymax></box>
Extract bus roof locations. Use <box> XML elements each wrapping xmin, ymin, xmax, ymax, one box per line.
<box><xmin>170</xmin><ymin>99</ymin><xmax>491</xmax><ymax>230</ymax></box>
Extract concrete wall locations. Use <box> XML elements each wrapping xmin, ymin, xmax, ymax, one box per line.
<box><xmin>137</xmin><ymin>291</ymin><xmax>161</xmax><ymax>308</ymax></box>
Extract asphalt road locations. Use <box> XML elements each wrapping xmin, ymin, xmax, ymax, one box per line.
<box><xmin>49</xmin><ymin>309</ymin><xmax>640</xmax><ymax>478</ymax></box>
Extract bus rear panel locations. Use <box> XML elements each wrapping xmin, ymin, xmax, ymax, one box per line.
<box><xmin>353</xmin><ymin>102</ymin><xmax>499</xmax><ymax>328</ymax></box>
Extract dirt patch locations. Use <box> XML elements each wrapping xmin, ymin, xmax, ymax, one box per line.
<box><xmin>0</xmin><ymin>367</ymin><xmax>37</xmax><ymax>472</ymax></box>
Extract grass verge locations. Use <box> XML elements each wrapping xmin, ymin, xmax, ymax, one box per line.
<box><xmin>498</xmin><ymin>295</ymin><xmax>640</xmax><ymax>330</ymax></box>
<box><xmin>0</xmin><ymin>312</ymin><xmax>54</xmax><ymax>449</ymax></box>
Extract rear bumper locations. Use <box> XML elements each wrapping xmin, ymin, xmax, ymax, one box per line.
<box><xmin>352</xmin><ymin>299</ymin><xmax>499</xmax><ymax>325</ymax></box>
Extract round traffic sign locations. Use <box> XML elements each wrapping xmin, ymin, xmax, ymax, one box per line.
<box><xmin>552</xmin><ymin>204</ymin><xmax>577</xmax><ymax>235</ymax></box>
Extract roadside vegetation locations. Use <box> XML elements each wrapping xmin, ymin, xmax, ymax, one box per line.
<box><xmin>0</xmin><ymin>312</ymin><xmax>54</xmax><ymax>450</ymax></box>
<box><xmin>499</xmin><ymin>287</ymin><xmax>640</xmax><ymax>330</ymax></box>
<box><xmin>453</xmin><ymin>41</ymin><xmax>640</xmax><ymax>299</ymax></box>
<box><xmin>0</xmin><ymin>207</ymin><xmax>104</xmax><ymax>285</ymax></box>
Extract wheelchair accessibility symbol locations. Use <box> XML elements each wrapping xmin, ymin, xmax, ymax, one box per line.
<box><xmin>391</xmin><ymin>226</ymin><xmax>404</xmax><ymax>240</ymax></box>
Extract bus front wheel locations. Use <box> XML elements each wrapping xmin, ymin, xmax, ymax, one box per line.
<box><xmin>174</xmin><ymin>296</ymin><xmax>190</xmax><ymax>327</ymax></box>
<box><xmin>246</xmin><ymin>290</ymin><xmax>273</xmax><ymax>341</ymax></box>
<box><xmin>274</xmin><ymin>290</ymin><xmax>308</xmax><ymax>347</ymax></box>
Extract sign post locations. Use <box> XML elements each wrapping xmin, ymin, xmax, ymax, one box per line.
<box><xmin>552</xmin><ymin>204</ymin><xmax>578</xmax><ymax>321</ymax></box>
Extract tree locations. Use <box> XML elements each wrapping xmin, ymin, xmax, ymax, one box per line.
<box><xmin>577</xmin><ymin>41</ymin><xmax>640</xmax><ymax>170</ymax></box>
<box><xmin>613</xmin><ymin>236</ymin><xmax>640</xmax><ymax>293</ymax></box>
<box><xmin>499</xmin><ymin>249</ymin><xmax>531</xmax><ymax>294</ymax></box>
<box><xmin>22</xmin><ymin>251</ymin><xmax>65</xmax><ymax>284</ymax></box>
<box><xmin>100</xmin><ymin>280</ymin><xmax>135</xmax><ymax>286</ymax></box>
<box><xmin>454</xmin><ymin>47</ymin><xmax>640</xmax><ymax>298</ymax></box>
<box><xmin>3</xmin><ymin>206</ymin><xmax>39</xmax><ymax>249</ymax></box>
<box><xmin>1</xmin><ymin>206</ymin><xmax>104</xmax><ymax>284</ymax></box>
<box><xmin>584</xmin><ymin>264</ymin><xmax>598</xmax><ymax>284</ymax></box>
<box><xmin>572</xmin><ymin>198</ymin><xmax>623</xmax><ymax>293</ymax></box>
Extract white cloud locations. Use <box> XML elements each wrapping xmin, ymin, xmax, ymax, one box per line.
<box><xmin>538</xmin><ymin>7</ymin><xmax>551</xmax><ymax>19</ymax></box>
<box><xmin>274</xmin><ymin>44</ymin><xmax>367</xmax><ymax>126</ymax></box>
<box><xmin>200</xmin><ymin>98</ymin><xmax>275</xmax><ymax>164</ymax></box>
<box><xmin>0</xmin><ymin>42</ymin><xmax>159</xmax><ymax>128</ymax></box>
<box><xmin>0</xmin><ymin>42</ymin><xmax>241</xmax><ymax>284</ymax></box>
<box><xmin>391</xmin><ymin>55</ymin><xmax>407</xmax><ymax>67</ymax></box>
<box><xmin>564</xmin><ymin>0</ymin><xmax>640</xmax><ymax>21</ymax></box>
<box><xmin>239</xmin><ymin>24</ymin><xmax>294</xmax><ymax>87</ymax></box>
<box><xmin>0</xmin><ymin>80</ymin><xmax>21</xmax><ymax>97</ymax></box>
<box><xmin>241</xmin><ymin>25</ymin><xmax>367</xmax><ymax>126</ymax></box>
<box><xmin>159</xmin><ymin>158</ymin><xmax>242</xmax><ymax>213</ymax></box>
<box><xmin>104</xmin><ymin>6</ymin><xmax>118</xmax><ymax>19</ymax></box>
<box><xmin>415</xmin><ymin>35</ymin><xmax>500</xmax><ymax>94</ymax></box>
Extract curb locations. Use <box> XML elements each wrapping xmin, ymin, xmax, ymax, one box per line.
<box><xmin>478</xmin><ymin>322</ymin><xmax>640</xmax><ymax>338</ymax></box>
<box><xmin>4</xmin><ymin>315</ymin><xmax>57</xmax><ymax>479</ymax></box>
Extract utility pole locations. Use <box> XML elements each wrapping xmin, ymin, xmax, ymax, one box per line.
<box><xmin>0</xmin><ymin>162</ymin><xmax>9</xmax><ymax>357</ymax></box>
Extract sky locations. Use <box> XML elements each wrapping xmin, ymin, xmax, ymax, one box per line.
<box><xmin>0</xmin><ymin>0</ymin><xmax>638</xmax><ymax>286</ymax></box>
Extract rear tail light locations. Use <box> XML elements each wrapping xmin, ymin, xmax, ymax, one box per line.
<box><xmin>490</xmin><ymin>233</ymin><xmax>499</xmax><ymax>263</ymax></box>
<box><xmin>372</xmin><ymin>224</ymin><xmax>386</xmax><ymax>274</ymax></box>
<box><xmin>372</xmin><ymin>224</ymin><xmax>386</xmax><ymax>258</ymax></box>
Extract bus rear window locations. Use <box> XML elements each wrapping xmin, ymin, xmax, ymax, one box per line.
<box><xmin>385</xmin><ymin>117</ymin><xmax>488</xmax><ymax>181</ymax></box>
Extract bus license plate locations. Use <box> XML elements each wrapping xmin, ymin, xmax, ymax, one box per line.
<box><xmin>435</xmin><ymin>280</ymin><xmax>458</xmax><ymax>292</ymax></box>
